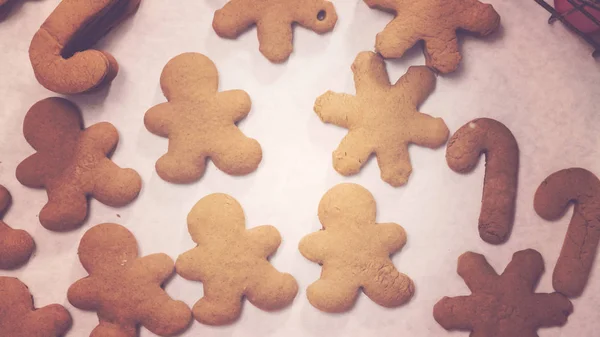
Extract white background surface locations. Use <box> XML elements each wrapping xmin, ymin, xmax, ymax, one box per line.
<box><xmin>1</xmin><ymin>0</ymin><xmax>600</xmax><ymax>336</ymax></box>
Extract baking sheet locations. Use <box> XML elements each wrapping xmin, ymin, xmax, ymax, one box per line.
<box><xmin>1</xmin><ymin>0</ymin><xmax>600</xmax><ymax>336</ymax></box>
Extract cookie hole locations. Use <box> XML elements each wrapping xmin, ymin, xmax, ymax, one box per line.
<box><xmin>317</xmin><ymin>10</ymin><xmax>326</xmax><ymax>21</ymax></box>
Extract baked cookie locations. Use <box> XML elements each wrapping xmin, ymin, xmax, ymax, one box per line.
<box><xmin>0</xmin><ymin>185</ymin><xmax>34</xmax><ymax>269</ymax></box>
<box><xmin>364</xmin><ymin>0</ymin><xmax>500</xmax><ymax>73</ymax></box>
<box><xmin>434</xmin><ymin>249</ymin><xmax>573</xmax><ymax>337</ymax></box>
<box><xmin>534</xmin><ymin>167</ymin><xmax>600</xmax><ymax>297</ymax></box>
<box><xmin>16</xmin><ymin>97</ymin><xmax>142</xmax><ymax>231</ymax></box>
<box><xmin>446</xmin><ymin>118</ymin><xmax>519</xmax><ymax>244</ymax></box>
<box><xmin>145</xmin><ymin>53</ymin><xmax>262</xmax><ymax>184</ymax></box>
<box><xmin>213</xmin><ymin>0</ymin><xmax>338</xmax><ymax>62</ymax></box>
<box><xmin>29</xmin><ymin>0</ymin><xmax>141</xmax><ymax>94</ymax></box>
<box><xmin>315</xmin><ymin>51</ymin><xmax>448</xmax><ymax>186</ymax></box>
<box><xmin>68</xmin><ymin>223</ymin><xmax>192</xmax><ymax>337</ymax></box>
<box><xmin>299</xmin><ymin>183</ymin><xmax>414</xmax><ymax>312</ymax></box>
<box><xmin>0</xmin><ymin>277</ymin><xmax>72</xmax><ymax>337</ymax></box>
<box><xmin>176</xmin><ymin>193</ymin><xmax>298</xmax><ymax>325</ymax></box>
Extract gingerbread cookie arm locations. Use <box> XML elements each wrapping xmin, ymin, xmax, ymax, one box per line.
<box><xmin>458</xmin><ymin>1</ymin><xmax>500</xmax><ymax>35</ymax></box>
<box><xmin>245</xmin><ymin>225</ymin><xmax>281</xmax><ymax>258</ymax></box>
<box><xmin>293</xmin><ymin>1</ymin><xmax>338</xmax><ymax>33</ymax></box>
<box><xmin>15</xmin><ymin>154</ymin><xmax>48</xmax><ymax>188</ymax></box>
<box><xmin>457</xmin><ymin>252</ymin><xmax>499</xmax><ymax>292</ymax></box>
<box><xmin>374</xmin><ymin>223</ymin><xmax>407</xmax><ymax>253</ymax></box>
<box><xmin>446</xmin><ymin>118</ymin><xmax>519</xmax><ymax>244</ymax></box>
<box><xmin>501</xmin><ymin>249</ymin><xmax>543</xmax><ymax>288</ymax></box>
<box><xmin>0</xmin><ymin>222</ymin><xmax>35</xmax><ymax>270</ymax></box>
<box><xmin>534</xmin><ymin>167</ymin><xmax>600</xmax><ymax>297</ymax></box>
<box><xmin>144</xmin><ymin>103</ymin><xmax>175</xmax><ymax>138</ymax></box>
<box><xmin>92</xmin><ymin>159</ymin><xmax>142</xmax><ymax>207</ymax></box>
<box><xmin>217</xmin><ymin>90</ymin><xmax>252</xmax><ymax>122</ymax></box>
<box><xmin>298</xmin><ymin>230</ymin><xmax>334</xmax><ymax>263</ymax></box>
<box><xmin>175</xmin><ymin>249</ymin><xmax>207</xmax><ymax>281</ymax></box>
<box><xmin>433</xmin><ymin>296</ymin><xmax>475</xmax><ymax>330</ymax></box>
<box><xmin>84</xmin><ymin>122</ymin><xmax>119</xmax><ymax>154</ymax></box>
<box><xmin>67</xmin><ymin>278</ymin><xmax>100</xmax><ymax>311</ymax></box>
<box><xmin>407</xmin><ymin>113</ymin><xmax>449</xmax><ymax>148</ymax></box>
<box><xmin>353</xmin><ymin>52</ymin><xmax>391</xmax><ymax>94</ymax></box>
<box><xmin>256</xmin><ymin>16</ymin><xmax>294</xmax><ymax>63</ymax></box>
<box><xmin>394</xmin><ymin>66</ymin><xmax>436</xmax><ymax>106</ymax></box>
<box><xmin>212</xmin><ymin>0</ymin><xmax>257</xmax><ymax>38</ymax></box>
<box><xmin>314</xmin><ymin>92</ymin><xmax>360</xmax><ymax>128</ymax></box>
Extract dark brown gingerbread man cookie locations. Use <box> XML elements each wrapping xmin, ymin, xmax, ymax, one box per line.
<box><xmin>16</xmin><ymin>97</ymin><xmax>142</xmax><ymax>231</ymax></box>
<box><xmin>434</xmin><ymin>249</ymin><xmax>573</xmax><ymax>337</ymax></box>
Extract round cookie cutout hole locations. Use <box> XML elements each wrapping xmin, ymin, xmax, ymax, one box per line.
<box><xmin>317</xmin><ymin>10</ymin><xmax>326</xmax><ymax>21</ymax></box>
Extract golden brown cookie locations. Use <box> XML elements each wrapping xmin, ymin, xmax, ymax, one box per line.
<box><xmin>145</xmin><ymin>53</ymin><xmax>262</xmax><ymax>184</ymax></box>
<box><xmin>434</xmin><ymin>249</ymin><xmax>573</xmax><ymax>337</ymax></box>
<box><xmin>315</xmin><ymin>51</ymin><xmax>449</xmax><ymax>187</ymax></box>
<box><xmin>364</xmin><ymin>0</ymin><xmax>500</xmax><ymax>73</ymax></box>
<box><xmin>29</xmin><ymin>0</ymin><xmax>141</xmax><ymax>94</ymax></box>
<box><xmin>446</xmin><ymin>118</ymin><xmax>519</xmax><ymax>244</ymax></box>
<box><xmin>534</xmin><ymin>167</ymin><xmax>600</xmax><ymax>297</ymax></box>
<box><xmin>16</xmin><ymin>97</ymin><xmax>142</xmax><ymax>231</ymax></box>
<box><xmin>0</xmin><ymin>276</ymin><xmax>72</xmax><ymax>337</ymax></box>
<box><xmin>68</xmin><ymin>223</ymin><xmax>192</xmax><ymax>337</ymax></box>
<box><xmin>212</xmin><ymin>0</ymin><xmax>338</xmax><ymax>62</ymax></box>
<box><xmin>0</xmin><ymin>185</ymin><xmax>34</xmax><ymax>269</ymax></box>
<box><xmin>299</xmin><ymin>183</ymin><xmax>414</xmax><ymax>312</ymax></box>
<box><xmin>176</xmin><ymin>193</ymin><xmax>298</xmax><ymax>325</ymax></box>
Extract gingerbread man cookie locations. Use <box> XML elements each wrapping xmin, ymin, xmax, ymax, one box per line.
<box><xmin>299</xmin><ymin>183</ymin><xmax>414</xmax><ymax>312</ymax></box>
<box><xmin>0</xmin><ymin>277</ymin><xmax>72</xmax><ymax>337</ymax></box>
<box><xmin>0</xmin><ymin>185</ymin><xmax>34</xmax><ymax>269</ymax></box>
<box><xmin>29</xmin><ymin>0</ymin><xmax>141</xmax><ymax>94</ymax></box>
<box><xmin>213</xmin><ymin>0</ymin><xmax>338</xmax><ymax>62</ymax></box>
<box><xmin>176</xmin><ymin>193</ymin><xmax>298</xmax><ymax>325</ymax></box>
<box><xmin>364</xmin><ymin>0</ymin><xmax>500</xmax><ymax>73</ymax></box>
<box><xmin>68</xmin><ymin>223</ymin><xmax>192</xmax><ymax>337</ymax></box>
<box><xmin>434</xmin><ymin>249</ymin><xmax>573</xmax><ymax>337</ymax></box>
<box><xmin>145</xmin><ymin>53</ymin><xmax>262</xmax><ymax>184</ymax></box>
<box><xmin>315</xmin><ymin>51</ymin><xmax>449</xmax><ymax>186</ymax></box>
<box><xmin>16</xmin><ymin>97</ymin><xmax>142</xmax><ymax>231</ymax></box>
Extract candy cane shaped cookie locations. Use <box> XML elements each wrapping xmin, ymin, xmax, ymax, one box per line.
<box><xmin>534</xmin><ymin>167</ymin><xmax>600</xmax><ymax>297</ymax></box>
<box><xmin>446</xmin><ymin>118</ymin><xmax>519</xmax><ymax>244</ymax></box>
<box><xmin>29</xmin><ymin>0</ymin><xmax>141</xmax><ymax>94</ymax></box>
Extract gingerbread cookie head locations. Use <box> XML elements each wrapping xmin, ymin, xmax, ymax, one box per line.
<box><xmin>212</xmin><ymin>0</ymin><xmax>338</xmax><ymax>62</ymax></box>
<box><xmin>365</xmin><ymin>0</ymin><xmax>500</xmax><ymax>73</ymax></box>
<box><xmin>29</xmin><ymin>0</ymin><xmax>141</xmax><ymax>94</ymax></box>
<box><xmin>315</xmin><ymin>51</ymin><xmax>449</xmax><ymax>186</ymax></box>
<box><xmin>534</xmin><ymin>167</ymin><xmax>600</xmax><ymax>297</ymax></box>
<box><xmin>145</xmin><ymin>53</ymin><xmax>262</xmax><ymax>184</ymax></box>
<box><xmin>176</xmin><ymin>194</ymin><xmax>298</xmax><ymax>325</ymax></box>
<box><xmin>0</xmin><ymin>277</ymin><xmax>72</xmax><ymax>337</ymax></box>
<box><xmin>299</xmin><ymin>183</ymin><xmax>414</xmax><ymax>312</ymax></box>
<box><xmin>68</xmin><ymin>223</ymin><xmax>191</xmax><ymax>337</ymax></box>
<box><xmin>434</xmin><ymin>249</ymin><xmax>573</xmax><ymax>337</ymax></box>
<box><xmin>0</xmin><ymin>185</ymin><xmax>35</xmax><ymax>269</ymax></box>
<box><xmin>16</xmin><ymin>97</ymin><xmax>142</xmax><ymax>231</ymax></box>
<box><xmin>446</xmin><ymin>118</ymin><xmax>519</xmax><ymax>244</ymax></box>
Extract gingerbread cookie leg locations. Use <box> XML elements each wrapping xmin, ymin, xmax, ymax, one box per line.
<box><xmin>246</xmin><ymin>269</ymin><xmax>298</xmax><ymax>310</ymax></box>
<box><xmin>307</xmin><ymin>276</ymin><xmax>360</xmax><ymax>312</ymax></box>
<box><xmin>40</xmin><ymin>186</ymin><xmax>88</xmax><ymax>231</ymax></box>
<box><xmin>92</xmin><ymin>159</ymin><xmax>142</xmax><ymax>207</ymax></box>
<box><xmin>193</xmin><ymin>284</ymin><xmax>243</xmax><ymax>325</ymax></box>
<box><xmin>362</xmin><ymin>261</ymin><xmax>413</xmax><ymax>307</ymax></box>
<box><xmin>91</xmin><ymin>321</ymin><xmax>134</xmax><ymax>337</ymax></box>
<box><xmin>423</xmin><ymin>34</ymin><xmax>461</xmax><ymax>74</ymax></box>
<box><xmin>376</xmin><ymin>145</ymin><xmax>412</xmax><ymax>186</ymax></box>
<box><xmin>156</xmin><ymin>147</ymin><xmax>207</xmax><ymax>183</ymax></box>
<box><xmin>333</xmin><ymin>131</ymin><xmax>374</xmax><ymax>176</ymax></box>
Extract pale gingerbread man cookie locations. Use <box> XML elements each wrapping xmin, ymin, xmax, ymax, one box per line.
<box><xmin>176</xmin><ymin>193</ymin><xmax>298</xmax><ymax>325</ymax></box>
<box><xmin>0</xmin><ymin>277</ymin><xmax>72</xmax><ymax>337</ymax></box>
<box><xmin>434</xmin><ymin>249</ymin><xmax>573</xmax><ymax>337</ymax></box>
<box><xmin>0</xmin><ymin>185</ymin><xmax>34</xmax><ymax>269</ymax></box>
<box><xmin>68</xmin><ymin>223</ymin><xmax>191</xmax><ymax>337</ymax></box>
<box><xmin>299</xmin><ymin>183</ymin><xmax>414</xmax><ymax>312</ymax></box>
<box><xmin>315</xmin><ymin>51</ymin><xmax>449</xmax><ymax>187</ymax></box>
<box><xmin>213</xmin><ymin>0</ymin><xmax>338</xmax><ymax>62</ymax></box>
<box><xmin>365</xmin><ymin>0</ymin><xmax>500</xmax><ymax>73</ymax></box>
<box><xmin>145</xmin><ymin>53</ymin><xmax>262</xmax><ymax>184</ymax></box>
<box><xmin>16</xmin><ymin>98</ymin><xmax>142</xmax><ymax>231</ymax></box>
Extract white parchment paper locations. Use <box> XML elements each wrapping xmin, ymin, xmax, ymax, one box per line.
<box><xmin>1</xmin><ymin>0</ymin><xmax>599</xmax><ymax>336</ymax></box>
